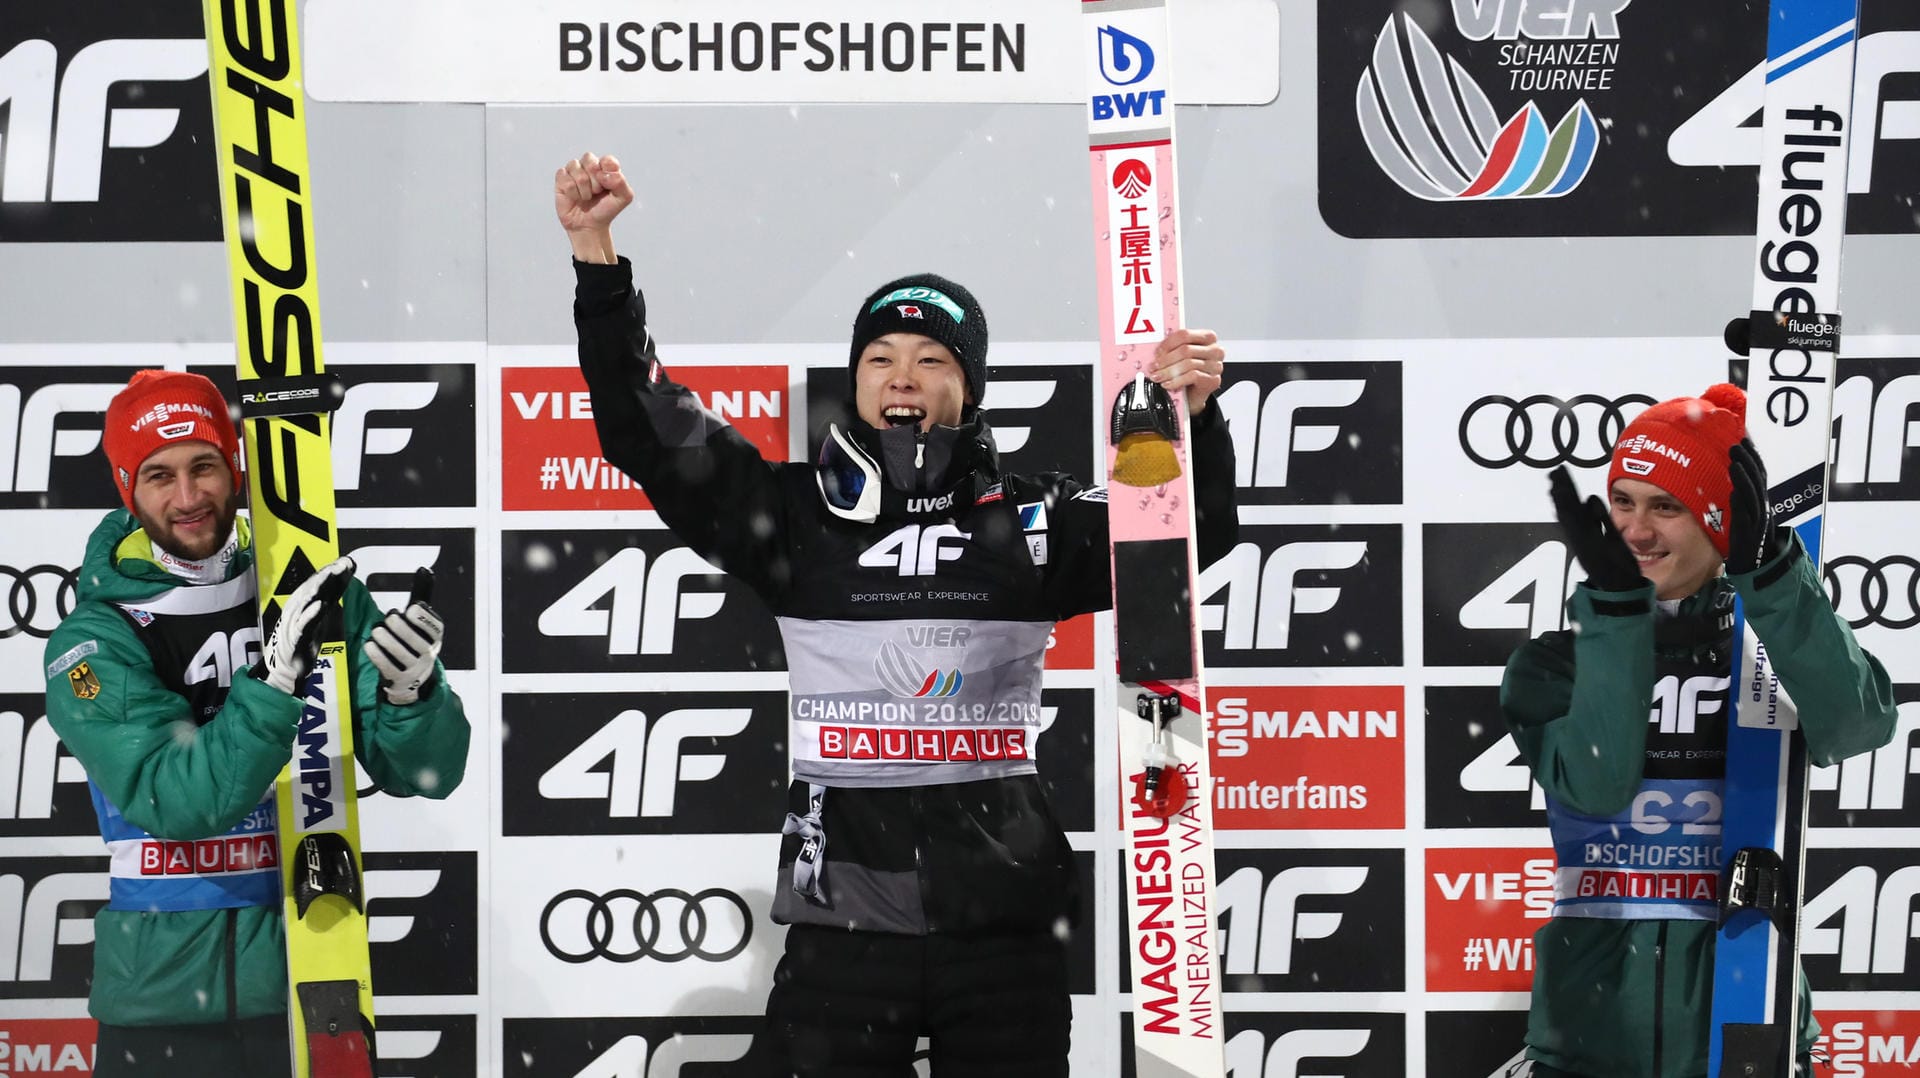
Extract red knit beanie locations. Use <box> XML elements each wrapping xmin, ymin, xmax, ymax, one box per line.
<box><xmin>1606</xmin><ymin>383</ymin><xmax>1746</xmax><ymax>556</ymax></box>
<box><xmin>102</xmin><ymin>370</ymin><xmax>243</xmax><ymax>511</ymax></box>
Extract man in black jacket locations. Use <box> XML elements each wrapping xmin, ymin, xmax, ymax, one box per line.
<box><xmin>556</xmin><ymin>152</ymin><xmax>1239</xmax><ymax>1077</ymax></box>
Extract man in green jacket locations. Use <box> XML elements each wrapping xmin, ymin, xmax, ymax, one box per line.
<box><xmin>41</xmin><ymin>370</ymin><xmax>471</xmax><ymax>1077</ymax></box>
<box><xmin>1500</xmin><ymin>382</ymin><xmax>1896</xmax><ymax>1078</ymax></box>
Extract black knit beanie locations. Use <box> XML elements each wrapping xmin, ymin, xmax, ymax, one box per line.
<box><xmin>847</xmin><ymin>273</ymin><xmax>989</xmax><ymax>408</ymax></box>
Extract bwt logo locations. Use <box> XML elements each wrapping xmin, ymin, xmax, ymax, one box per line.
<box><xmin>0</xmin><ymin>38</ymin><xmax>206</xmax><ymax>203</ymax></box>
<box><xmin>1223</xmin><ymin>1027</ymin><xmax>1371</xmax><ymax>1078</ymax></box>
<box><xmin>0</xmin><ymin>871</ymin><xmax>106</xmax><ymax>981</ymax></box>
<box><xmin>1</xmin><ymin>712</ymin><xmax>86</xmax><ymax>821</ymax></box>
<box><xmin>1218</xmin><ymin>378</ymin><xmax>1367</xmax><ymax>488</ymax></box>
<box><xmin>538</xmin><ymin>708</ymin><xmax>751</xmax><ymax>817</ymax></box>
<box><xmin>1091</xmin><ymin>25</ymin><xmax>1165</xmax><ymax>121</ymax></box>
<box><xmin>1201</xmin><ymin>541</ymin><xmax>1368</xmax><ymax>650</ymax></box>
<box><xmin>539</xmin><ymin>546</ymin><xmax>728</xmax><ymax>655</ymax></box>
<box><xmin>1832</xmin><ymin>372</ymin><xmax>1920</xmax><ymax>488</ymax></box>
<box><xmin>332</xmin><ymin>380</ymin><xmax>438</xmax><ymax>491</ymax></box>
<box><xmin>0</xmin><ymin>380</ymin><xmax>121</xmax><ymax>493</ymax></box>
<box><xmin>1217</xmin><ymin>865</ymin><xmax>1367</xmax><ymax>976</ymax></box>
<box><xmin>570</xmin><ymin>1033</ymin><xmax>752</xmax><ymax>1077</ymax></box>
<box><xmin>1803</xmin><ymin>864</ymin><xmax>1920</xmax><ymax>975</ymax></box>
<box><xmin>1459</xmin><ymin>732</ymin><xmax>1547</xmax><ymax>811</ymax></box>
<box><xmin>1812</xmin><ymin>703</ymin><xmax>1920</xmax><ymax>812</ymax></box>
<box><xmin>1458</xmin><ymin>539</ymin><xmax>1576</xmax><ymax>638</ymax></box>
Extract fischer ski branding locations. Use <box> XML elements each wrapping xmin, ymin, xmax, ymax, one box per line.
<box><xmin>1082</xmin><ymin>4</ymin><xmax>1226</xmax><ymax>1076</ymax></box>
<box><xmin>202</xmin><ymin>1</ymin><xmax>376</xmax><ymax>1074</ymax></box>
<box><xmin>1708</xmin><ymin>2</ymin><xmax>1860</xmax><ymax>1075</ymax></box>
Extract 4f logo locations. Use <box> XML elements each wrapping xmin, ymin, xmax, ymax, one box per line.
<box><xmin>858</xmin><ymin>524</ymin><xmax>970</xmax><ymax>577</ymax></box>
<box><xmin>0</xmin><ymin>38</ymin><xmax>205</xmax><ymax>203</ymax></box>
<box><xmin>332</xmin><ymin>379</ymin><xmax>438</xmax><ymax>490</ymax></box>
<box><xmin>0</xmin><ymin>870</ymin><xmax>106</xmax><ymax>981</ymax></box>
<box><xmin>1458</xmin><ymin>539</ymin><xmax>1575</xmax><ymax>637</ymax></box>
<box><xmin>539</xmin><ymin>546</ymin><xmax>727</xmax><ymax>655</ymax></box>
<box><xmin>1648</xmin><ymin>674</ymin><xmax>1728</xmax><ymax>735</ymax></box>
<box><xmin>1831</xmin><ymin>368</ymin><xmax>1920</xmax><ymax>495</ymax></box>
<box><xmin>1458</xmin><ymin>732</ymin><xmax>1546</xmax><ymax>812</ymax></box>
<box><xmin>0</xmin><ymin>378</ymin><xmax>122</xmax><ymax>496</ymax></box>
<box><xmin>1215</xmin><ymin>362</ymin><xmax>1399</xmax><ymax>505</ymax></box>
<box><xmin>1217</xmin><ymin>865</ymin><xmax>1367</xmax><ymax>977</ymax></box>
<box><xmin>1221</xmin><ymin>1027</ymin><xmax>1372</xmax><ymax>1078</ymax></box>
<box><xmin>1201</xmin><ymin>540</ymin><xmax>1368</xmax><ymax>651</ymax></box>
<box><xmin>568</xmin><ymin>1033</ymin><xmax>752</xmax><ymax>1077</ymax></box>
<box><xmin>1812</xmin><ymin>702</ymin><xmax>1920</xmax><ymax>814</ymax></box>
<box><xmin>1218</xmin><ymin>378</ymin><xmax>1367</xmax><ymax>489</ymax></box>
<box><xmin>539</xmin><ymin>708</ymin><xmax>751</xmax><ymax>818</ymax></box>
<box><xmin>1</xmin><ymin>711</ymin><xmax>86</xmax><ymax>822</ymax></box>
<box><xmin>1803</xmin><ymin>862</ymin><xmax>1920</xmax><ymax>976</ymax></box>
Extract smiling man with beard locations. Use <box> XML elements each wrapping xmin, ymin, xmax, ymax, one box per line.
<box><xmin>41</xmin><ymin>370</ymin><xmax>470</xmax><ymax>1077</ymax></box>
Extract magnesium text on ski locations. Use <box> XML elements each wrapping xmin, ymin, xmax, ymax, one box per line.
<box><xmin>559</xmin><ymin>21</ymin><xmax>1026</xmax><ymax>74</ymax></box>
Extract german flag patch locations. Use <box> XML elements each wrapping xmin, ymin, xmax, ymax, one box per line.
<box><xmin>68</xmin><ymin>662</ymin><xmax>101</xmax><ymax>700</ymax></box>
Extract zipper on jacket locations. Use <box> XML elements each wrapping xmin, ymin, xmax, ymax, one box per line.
<box><xmin>225</xmin><ymin>907</ymin><xmax>239</xmax><ymax>1024</ymax></box>
<box><xmin>1651</xmin><ymin>921</ymin><xmax>1667</xmax><ymax>1077</ymax></box>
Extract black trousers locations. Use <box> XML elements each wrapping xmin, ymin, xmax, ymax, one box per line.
<box><xmin>755</xmin><ymin>924</ymin><xmax>1071</xmax><ymax>1078</ymax></box>
<box><xmin>93</xmin><ymin>1016</ymin><xmax>292</xmax><ymax>1078</ymax></box>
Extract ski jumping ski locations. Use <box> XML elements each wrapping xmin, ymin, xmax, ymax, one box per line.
<box><xmin>1708</xmin><ymin>2</ymin><xmax>1861</xmax><ymax>1075</ymax></box>
<box><xmin>1082</xmin><ymin>4</ymin><xmax>1227</xmax><ymax>1076</ymax></box>
<box><xmin>202</xmin><ymin>1</ymin><xmax>378</xmax><ymax>1073</ymax></box>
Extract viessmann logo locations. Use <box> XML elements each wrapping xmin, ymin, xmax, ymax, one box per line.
<box><xmin>1357</xmin><ymin>1</ymin><xmax>1626</xmax><ymax>201</ymax></box>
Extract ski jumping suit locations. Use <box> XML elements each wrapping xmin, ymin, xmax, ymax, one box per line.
<box><xmin>1499</xmin><ymin>533</ymin><xmax>1894</xmax><ymax>1078</ymax></box>
<box><xmin>43</xmin><ymin>512</ymin><xmax>470</xmax><ymax>1075</ymax></box>
<box><xmin>573</xmin><ymin>258</ymin><xmax>1238</xmax><ymax>1076</ymax></box>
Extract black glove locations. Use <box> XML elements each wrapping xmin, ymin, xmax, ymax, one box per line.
<box><xmin>1548</xmin><ymin>466</ymin><xmax>1645</xmax><ymax>592</ymax></box>
<box><xmin>252</xmin><ymin>557</ymin><xmax>354</xmax><ymax>694</ymax></box>
<box><xmin>1727</xmin><ymin>437</ymin><xmax>1786</xmax><ymax>575</ymax></box>
<box><xmin>363</xmin><ymin>569</ymin><xmax>443</xmax><ymax>706</ymax></box>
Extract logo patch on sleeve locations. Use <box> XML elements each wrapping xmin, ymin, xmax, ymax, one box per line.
<box><xmin>68</xmin><ymin>662</ymin><xmax>101</xmax><ymax>700</ymax></box>
<box><xmin>46</xmin><ymin>639</ymin><xmax>100</xmax><ymax>679</ymax></box>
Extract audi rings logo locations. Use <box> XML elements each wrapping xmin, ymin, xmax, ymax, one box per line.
<box><xmin>539</xmin><ymin>887</ymin><xmax>752</xmax><ymax>964</ymax></box>
<box><xmin>1458</xmin><ymin>394</ymin><xmax>1655</xmax><ymax>469</ymax></box>
<box><xmin>1825</xmin><ymin>555</ymin><xmax>1920</xmax><ymax>630</ymax></box>
<box><xmin>2</xmin><ymin>565</ymin><xmax>79</xmax><ymax>640</ymax></box>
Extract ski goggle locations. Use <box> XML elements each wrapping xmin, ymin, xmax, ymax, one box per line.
<box><xmin>816</xmin><ymin>424</ymin><xmax>882</xmax><ymax>523</ymax></box>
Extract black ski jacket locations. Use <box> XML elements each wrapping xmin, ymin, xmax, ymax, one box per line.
<box><xmin>574</xmin><ymin>257</ymin><xmax>1238</xmax><ymax>934</ymax></box>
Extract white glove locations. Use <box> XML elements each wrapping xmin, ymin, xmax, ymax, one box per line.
<box><xmin>363</xmin><ymin>568</ymin><xmax>442</xmax><ymax>706</ymax></box>
<box><xmin>254</xmin><ymin>557</ymin><xmax>355</xmax><ymax>695</ymax></box>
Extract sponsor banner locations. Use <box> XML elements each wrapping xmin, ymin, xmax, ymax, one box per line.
<box><xmin>304</xmin><ymin>0</ymin><xmax>1279</xmax><ymax>105</ymax></box>
<box><xmin>1039</xmin><ymin>688</ymin><xmax>1096</xmax><ymax>834</ymax></box>
<box><xmin>499</xmin><ymin>529</ymin><xmax>784</xmax><ymax>673</ymax></box>
<box><xmin>1210</xmin><ymin>685</ymin><xmax>1404</xmax><ymax>830</ymax></box>
<box><xmin>1120</xmin><ymin>1008</ymin><xmax>1406</xmax><ymax>1078</ymax></box>
<box><xmin>1802</xmin><ymin>847</ymin><xmax>1920</xmax><ymax>993</ymax></box>
<box><xmin>1199</xmin><ymin>523</ymin><xmax>1402</xmax><ymax>669</ymax></box>
<box><xmin>1217</xmin><ymin>360</ymin><xmax>1402</xmax><ymax>506</ymax></box>
<box><xmin>1046</xmin><ymin>612</ymin><xmax>1094</xmax><ymax>671</ymax></box>
<box><xmin>499</xmin><ymin>690</ymin><xmax>789</xmax><ymax>836</ymax></box>
<box><xmin>0</xmin><ymin>857</ymin><xmax>108</xmax><ymax>1000</ymax></box>
<box><xmin>1320</xmin><ymin>0</ymin><xmax>1920</xmax><ymax>237</ymax></box>
<box><xmin>365</xmin><ymin>851</ymin><xmax>479</xmax><ymax>997</ymax></box>
<box><xmin>1831</xmin><ymin>357</ymin><xmax>1920</xmax><ymax>502</ymax></box>
<box><xmin>491</xmin><ymin>834</ymin><xmax>776</xmax><ymax>1014</ymax></box>
<box><xmin>192</xmin><ymin>360</ymin><xmax>479</xmax><ymax>509</ymax></box>
<box><xmin>1424</xmin><ymin>522</ymin><xmax>1571</xmax><ymax>669</ymax></box>
<box><xmin>807</xmin><ymin>362</ymin><xmax>1094</xmax><ymax>483</ymax></box>
<box><xmin>341</xmin><ymin>526</ymin><xmax>476</xmax><ymax>672</ymax></box>
<box><xmin>1424</xmin><ymin>1010</ymin><xmax>1533</xmax><ymax>1078</ymax></box>
<box><xmin>0</xmin><ymin>704</ymin><xmax>92</xmax><ymax>839</ymax></box>
<box><xmin>1425</xmin><ymin>685</ymin><xmax>1546</xmax><ymax>830</ymax></box>
<box><xmin>0</xmin><ymin>367</ymin><xmax>140</xmax><ymax>509</ymax></box>
<box><xmin>1425</xmin><ymin>846</ymin><xmax>1555</xmax><ymax>993</ymax></box>
<box><xmin>0</xmin><ymin>512</ymin><xmax>94</xmax><ymax>694</ymax></box>
<box><xmin>0</xmin><ymin>2</ymin><xmax>219</xmax><ymax>243</ymax></box>
<box><xmin>501</xmin><ymin>1015</ymin><xmax>760</xmax><ymax>1078</ymax></box>
<box><xmin>1811</xmin><ymin>687</ymin><xmax>1920</xmax><ymax>830</ymax></box>
<box><xmin>1815</xmin><ymin>1009</ymin><xmax>1920</xmax><ymax>1078</ymax></box>
<box><xmin>373</xmin><ymin>1013</ymin><xmax>477</xmax><ymax>1078</ymax></box>
<box><xmin>502</xmin><ymin>364</ymin><xmax>789</xmax><ymax>512</ymax></box>
<box><xmin>1824</xmin><ymin>501</ymin><xmax>1920</xmax><ymax>686</ymax></box>
<box><xmin>1120</xmin><ymin>848</ymin><xmax>1404</xmax><ymax>994</ymax></box>
<box><xmin>0</xmin><ymin>1018</ymin><xmax>98</xmax><ymax>1074</ymax></box>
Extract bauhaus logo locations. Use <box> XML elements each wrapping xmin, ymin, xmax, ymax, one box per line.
<box><xmin>1208</xmin><ymin>848</ymin><xmax>1403</xmax><ymax>993</ymax></box>
<box><xmin>0</xmin><ymin>8</ymin><xmax>219</xmax><ymax>242</ymax></box>
<box><xmin>0</xmin><ymin>369</ymin><xmax>135</xmax><ymax>509</ymax></box>
<box><xmin>501</xmin><ymin>691</ymin><xmax>788</xmax><ymax>836</ymax></box>
<box><xmin>1199</xmin><ymin>525</ymin><xmax>1401</xmax><ymax>669</ymax></box>
<box><xmin>1216</xmin><ymin>361</ymin><xmax>1401</xmax><ymax>506</ymax></box>
<box><xmin>1801</xmin><ymin>848</ymin><xmax>1920</xmax><ymax>991</ymax></box>
<box><xmin>1122</xmin><ymin>1011</ymin><xmax>1404</xmax><ymax>1078</ymax></box>
<box><xmin>501</xmin><ymin>1016</ymin><xmax>759</xmax><ymax>1078</ymax></box>
<box><xmin>502</xmin><ymin>530</ymin><xmax>784</xmax><ymax>673</ymax></box>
